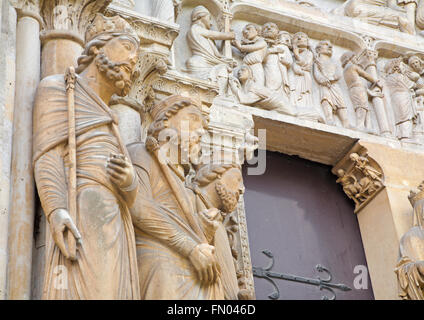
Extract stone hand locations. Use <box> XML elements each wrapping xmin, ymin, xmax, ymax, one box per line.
<box><xmin>106</xmin><ymin>153</ymin><xmax>136</xmax><ymax>191</ymax></box>
<box><xmin>189</xmin><ymin>243</ymin><xmax>221</xmax><ymax>284</ymax></box>
<box><xmin>49</xmin><ymin>208</ymin><xmax>82</xmax><ymax>260</ymax></box>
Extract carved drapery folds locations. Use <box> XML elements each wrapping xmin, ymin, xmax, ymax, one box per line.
<box><xmin>395</xmin><ymin>182</ymin><xmax>424</xmax><ymax>300</ymax></box>
<box><xmin>333</xmin><ymin>145</ymin><xmax>385</xmax><ymax>213</ymax></box>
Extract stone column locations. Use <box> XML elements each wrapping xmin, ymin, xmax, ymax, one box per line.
<box><xmin>0</xmin><ymin>0</ymin><xmax>16</xmax><ymax>300</ymax></box>
<box><xmin>39</xmin><ymin>0</ymin><xmax>111</xmax><ymax>78</ymax></box>
<box><xmin>7</xmin><ymin>4</ymin><xmax>42</xmax><ymax>300</ymax></box>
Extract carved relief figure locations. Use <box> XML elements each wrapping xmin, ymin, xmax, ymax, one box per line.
<box><xmin>232</xmin><ymin>24</ymin><xmax>268</xmax><ymax>86</ymax></box>
<box><xmin>405</xmin><ymin>54</ymin><xmax>424</xmax><ymax>141</ymax></box>
<box><xmin>262</xmin><ymin>23</ymin><xmax>293</xmax><ymax>98</ymax></box>
<box><xmin>336</xmin><ymin>169</ymin><xmax>362</xmax><ymax>206</ymax></box>
<box><xmin>186</xmin><ymin>6</ymin><xmax>235</xmax><ymax>94</ymax></box>
<box><xmin>292</xmin><ymin>32</ymin><xmax>317</xmax><ymax>114</ymax></box>
<box><xmin>229</xmin><ymin>65</ymin><xmax>322</xmax><ymax>121</ymax></box>
<box><xmin>395</xmin><ymin>182</ymin><xmax>424</xmax><ymax>300</ymax></box>
<box><xmin>190</xmin><ymin>163</ymin><xmax>245</xmax><ymax>300</ymax></box>
<box><xmin>33</xmin><ymin>14</ymin><xmax>140</xmax><ymax>299</ymax></box>
<box><xmin>350</xmin><ymin>152</ymin><xmax>383</xmax><ymax>198</ymax></box>
<box><xmin>343</xmin><ymin>0</ymin><xmax>415</xmax><ymax>34</ymax></box>
<box><xmin>128</xmin><ymin>95</ymin><xmax>225</xmax><ymax>299</ymax></box>
<box><xmin>340</xmin><ymin>51</ymin><xmax>382</xmax><ymax>132</ymax></box>
<box><xmin>385</xmin><ymin>58</ymin><xmax>418</xmax><ymax>141</ymax></box>
<box><xmin>313</xmin><ymin>40</ymin><xmax>350</xmax><ymax>128</ymax></box>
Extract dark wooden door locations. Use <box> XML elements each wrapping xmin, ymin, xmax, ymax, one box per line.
<box><xmin>243</xmin><ymin>151</ymin><xmax>374</xmax><ymax>300</ymax></box>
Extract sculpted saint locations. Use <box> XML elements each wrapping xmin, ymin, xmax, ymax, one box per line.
<box><xmin>262</xmin><ymin>23</ymin><xmax>293</xmax><ymax>99</ymax></box>
<box><xmin>395</xmin><ymin>182</ymin><xmax>424</xmax><ymax>300</ymax></box>
<box><xmin>340</xmin><ymin>51</ymin><xmax>382</xmax><ymax>132</ymax></box>
<box><xmin>33</xmin><ymin>14</ymin><xmax>140</xmax><ymax>299</ymax></box>
<box><xmin>405</xmin><ymin>55</ymin><xmax>424</xmax><ymax>141</ymax></box>
<box><xmin>385</xmin><ymin>58</ymin><xmax>418</xmax><ymax>141</ymax></box>
<box><xmin>314</xmin><ymin>40</ymin><xmax>350</xmax><ymax>128</ymax></box>
<box><xmin>189</xmin><ymin>163</ymin><xmax>245</xmax><ymax>300</ymax></box>
<box><xmin>128</xmin><ymin>95</ymin><xmax>225</xmax><ymax>299</ymax></box>
<box><xmin>232</xmin><ymin>24</ymin><xmax>268</xmax><ymax>86</ymax></box>
<box><xmin>186</xmin><ymin>6</ymin><xmax>235</xmax><ymax>94</ymax></box>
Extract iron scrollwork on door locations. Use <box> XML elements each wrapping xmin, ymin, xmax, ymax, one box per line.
<box><xmin>252</xmin><ymin>250</ymin><xmax>352</xmax><ymax>300</ymax></box>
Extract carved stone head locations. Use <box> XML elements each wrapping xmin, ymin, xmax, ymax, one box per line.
<box><xmin>76</xmin><ymin>14</ymin><xmax>140</xmax><ymax>97</ymax></box>
<box><xmin>146</xmin><ymin>95</ymin><xmax>208</xmax><ymax>166</ymax></box>
<box><xmin>262</xmin><ymin>22</ymin><xmax>279</xmax><ymax>40</ymax></box>
<box><xmin>316</xmin><ymin>40</ymin><xmax>333</xmax><ymax>57</ymax></box>
<box><xmin>191</xmin><ymin>5</ymin><xmax>211</xmax><ymax>29</ymax></box>
<box><xmin>408</xmin><ymin>55</ymin><xmax>423</xmax><ymax>73</ymax></box>
<box><xmin>236</xmin><ymin>65</ymin><xmax>253</xmax><ymax>83</ymax></box>
<box><xmin>194</xmin><ymin>163</ymin><xmax>244</xmax><ymax>214</ymax></box>
<box><xmin>277</xmin><ymin>31</ymin><xmax>292</xmax><ymax>48</ymax></box>
<box><xmin>292</xmin><ymin>32</ymin><xmax>309</xmax><ymax>49</ymax></box>
<box><xmin>242</xmin><ymin>24</ymin><xmax>260</xmax><ymax>41</ymax></box>
<box><xmin>340</xmin><ymin>51</ymin><xmax>356</xmax><ymax>68</ymax></box>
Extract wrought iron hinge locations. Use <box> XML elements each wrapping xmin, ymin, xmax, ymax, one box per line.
<box><xmin>252</xmin><ymin>250</ymin><xmax>352</xmax><ymax>300</ymax></box>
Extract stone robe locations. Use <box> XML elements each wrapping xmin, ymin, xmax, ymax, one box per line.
<box><xmin>33</xmin><ymin>75</ymin><xmax>139</xmax><ymax>299</ymax></box>
<box><xmin>128</xmin><ymin>142</ymin><xmax>225</xmax><ymax>299</ymax></box>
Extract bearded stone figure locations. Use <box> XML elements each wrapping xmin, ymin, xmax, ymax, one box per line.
<box><xmin>33</xmin><ymin>14</ymin><xmax>141</xmax><ymax>299</ymax></box>
<box><xmin>189</xmin><ymin>163</ymin><xmax>245</xmax><ymax>300</ymax></box>
<box><xmin>128</xmin><ymin>95</ymin><xmax>226</xmax><ymax>299</ymax></box>
<box><xmin>395</xmin><ymin>182</ymin><xmax>424</xmax><ymax>300</ymax></box>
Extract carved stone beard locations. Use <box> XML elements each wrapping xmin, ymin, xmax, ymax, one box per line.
<box><xmin>95</xmin><ymin>50</ymin><xmax>132</xmax><ymax>96</ymax></box>
<box><xmin>215</xmin><ymin>180</ymin><xmax>239</xmax><ymax>214</ymax></box>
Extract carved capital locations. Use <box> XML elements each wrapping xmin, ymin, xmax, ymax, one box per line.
<box><xmin>39</xmin><ymin>0</ymin><xmax>112</xmax><ymax>45</ymax></box>
<box><xmin>11</xmin><ymin>0</ymin><xmax>43</xmax><ymax>26</ymax></box>
<box><xmin>333</xmin><ymin>144</ymin><xmax>385</xmax><ymax>213</ymax></box>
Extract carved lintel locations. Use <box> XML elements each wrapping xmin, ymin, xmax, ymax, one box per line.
<box><xmin>39</xmin><ymin>0</ymin><xmax>112</xmax><ymax>44</ymax></box>
<box><xmin>106</xmin><ymin>4</ymin><xmax>180</xmax><ymax>49</ymax></box>
<box><xmin>151</xmin><ymin>71</ymin><xmax>219</xmax><ymax>109</ymax></box>
<box><xmin>332</xmin><ymin>143</ymin><xmax>385</xmax><ymax>213</ymax></box>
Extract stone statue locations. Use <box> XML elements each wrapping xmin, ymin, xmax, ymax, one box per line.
<box><xmin>232</xmin><ymin>23</ymin><xmax>268</xmax><ymax>86</ymax></box>
<box><xmin>186</xmin><ymin>6</ymin><xmax>235</xmax><ymax>94</ymax></box>
<box><xmin>33</xmin><ymin>14</ymin><xmax>141</xmax><ymax>299</ymax></box>
<box><xmin>350</xmin><ymin>152</ymin><xmax>383</xmax><ymax>198</ymax></box>
<box><xmin>128</xmin><ymin>95</ymin><xmax>225</xmax><ymax>299</ymax></box>
<box><xmin>190</xmin><ymin>162</ymin><xmax>245</xmax><ymax>300</ymax></box>
<box><xmin>292</xmin><ymin>32</ymin><xmax>316</xmax><ymax>114</ymax></box>
<box><xmin>343</xmin><ymin>0</ymin><xmax>415</xmax><ymax>34</ymax></box>
<box><xmin>395</xmin><ymin>182</ymin><xmax>424</xmax><ymax>300</ymax></box>
<box><xmin>340</xmin><ymin>51</ymin><xmax>383</xmax><ymax>132</ymax></box>
<box><xmin>405</xmin><ymin>54</ymin><xmax>424</xmax><ymax>142</ymax></box>
<box><xmin>229</xmin><ymin>65</ymin><xmax>322</xmax><ymax>121</ymax></box>
<box><xmin>385</xmin><ymin>58</ymin><xmax>418</xmax><ymax>141</ymax></box>
<box><xmin>313</xmin><ymin>40</ymin><xmax>350</xmax><ymax>128</ymax></box>
<box><xmin>336</xmin><ymin>169</ymin><xmax>362</xmax><ymax>206</ymax></box>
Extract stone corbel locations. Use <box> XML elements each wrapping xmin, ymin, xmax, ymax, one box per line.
<box><xmin>332</xmin><ymin>143</ymin><xmax>385</xmax><ymax>214</ymax></box>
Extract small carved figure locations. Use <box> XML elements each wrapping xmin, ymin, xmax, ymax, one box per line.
<box><xmin>385</xmin><ymin>58</ymin><xmax>418</xmax><ymax>141</ymax></box>
<box><xmin>232</xmin><ymin>24</ymin><xmax>268</xmax><ymax>86</ymax></box>
<box><xmin>229</xmin><ymin>65</ymin><xmax>322</xmax><ymax>121</ymax></box>
<box><xmin>186</xmin><ymin>6</ymin><xmax>236</xmax><ymax>94</ymax></box>
<box><xmin>292</xmin><ymin>32</ymin><xmax>317</xmax><ymax>114</ymax></box>
<box><xmin>405</xmin><ymin>54</ymin><xmax>424</xmax><ymax>141</ymax></box>
<box><xmin>340</xmin><ymin>51</ymin><xmax>383</xmax><ymax>132</ymax></box>
<box><xmin>191</xmin><ymin>162</ymin><xmax>245</xmax><ymax>300</ymax></box>
<box><xmin>313</xmin><ymin>40</ymin><xmax>350</xmax><ymax>128</ymax></box>
<box><xmin>336</xmin><ymin>169</ymin><xmax>362</xmax><ymax>205</ymax></box>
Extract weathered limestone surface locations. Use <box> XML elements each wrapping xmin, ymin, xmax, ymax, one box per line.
<box><xmin>0</xmin><ymin>0</ymin><xmax>16</xmax><ymax>300</ymax></box>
